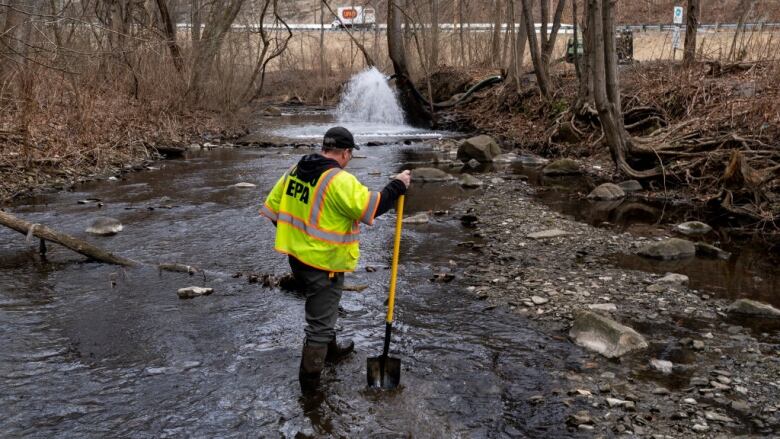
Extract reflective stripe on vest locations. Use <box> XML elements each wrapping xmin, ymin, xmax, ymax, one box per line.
<box><xmin>260</xmin><ymin>204</ymin><xmax>278</xmax><ymax>221</ymax></box>
<box><xmin>360</xmin><ymin>191</ymin><xmax>380</xmax><ymax>224</ymax></box>
<box><xmin>308</xmin><ymin>168</ymin><xmax>342</xmax><ymax>224</ymax></box>
<box><xmin>277</xmin><ymin>211</ymin><xmax>360</xmax><ymax>244</ymax></box>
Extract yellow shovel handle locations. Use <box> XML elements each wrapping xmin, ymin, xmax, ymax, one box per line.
<box><xmin>386</xmin><ymin>195</ymin><xmax>404</xmax><ymax>323</ymax></box>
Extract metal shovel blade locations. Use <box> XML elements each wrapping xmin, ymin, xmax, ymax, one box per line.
<box><xmin>366</xmin><ymin>355</ymin><xmax>401</xmax><ymax>389</ymax></box>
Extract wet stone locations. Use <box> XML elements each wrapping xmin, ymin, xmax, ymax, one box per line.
<box><xmin>86</xmin><ymin>217</ymin><xmax>123</xmax><ymax>236</ymax></box>
<box><xmin>617</xmin><ymin>180</ymin><xmax>643</xmax><ymax>192</ymax></box>
<box><xmin>177</xmin><ymin>286</ymin><xmax>214</xmax><ymax>299</ymax></box>
<box><xmin>657</xmin><ymin>273</ymin><xmax>689</xmax><ymax>286</ymax></box>
<box><xmin>411</xmin><ymin>167</ymin><xmax>454</xmax><ymax>182</ymax></box>
<box><xmin>569</xmin><ymin>310</ymin><xmax>648</xmax><ymax>358</ymax></box>
<box><xmin>531</xmin><ymin>296</ymin><xmax>549</xmax><ymax>305</ymax></box>
<box><xmin>402</xmin><ymin>212</ymin><xmax>430</xmax><ymax>224</ymax></box>
<box><xmin>457</xmin><ymin>135</ymin><xmax>501</xmax><ymax>163</ymax></box>
<box><xmin>674</xmin><ymin>221</ymin><xmax>713</xmax><ymax>237</ymax></box>
<box><xmin>459</xmin><ymin>174</ymin><xmax>483</xmax><ymax>188</ymax></box>
<box><xmin>650</xmin><ymin>359</ymin><xmax>674</xmax><ymax>374</ymax></box>
<box><xmin>588</xmin><ymin>303</ymin><xmax>617</xmax><ymax>312</ymax></box>
<box><xmin>542</xmin><ymin>158</ymin><xmax>581</xmax><ymax>176</ymax></box>
<box><xmin>637</xmin><ymin>238</ymin><xmax>696</xmax><ymax>261</ymax></box>
<box><xmin>727</xmin><ymin>299</ymin><xmax>780</xmax><ymax>317</ymax></box>
<box><xmin>232</xmin><ymin>182</ymin><xmax>257</xmax><ymax>188</ymax></box>
<box><xmin>587</xmin><ymin>183</ymin><xmax>626</xmax><ymax>201</ymax></box>
<box><xmin>695</xmin><ymin>242</ymin><xmax>731</xmax><ymax>260</ymax></box>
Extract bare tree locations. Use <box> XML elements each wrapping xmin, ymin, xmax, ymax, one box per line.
<box><xmin>155</xmin><ymin>0</ymin><xmax>183</xmax><ymax>72</ymax></box>
<box><xmin>188</xmin><ymin>0</ymin><xmax>245</xmax><ymax>101</ymax></box>
<box><xmin>520</xmin><ymin>0</ymin><xmax>567</xmax><ymax>100</ymax></box>
<box><xmin>490</xmin><ymin>0</ymin><xmax>502</xmax><ymax>66</ymax></box>
<box><xmin>683</xmin><ymin>0</ymin><xmax>699</xmax><ymax>66</ymax></box>
<box><xmin>728</xmin><ymin>0</ymin><xmax>758</xmax><ymax>62</ymax></box>
<box><xmin>388</xmin><ymin>0</ymin><xmax>431</xmax><ymax>127</ymax></box>
<box><xmin>504</xmin><ymin>0</ymin><xmax>528</xmax><ymax>91</ymax></box>
<box><xmin>588</xmin><ymin>0</ymin><xmax>657</xmax><ymax>178</ymax></box>
<box><xmin>573</xmin><ymin>0</ymin><xmax>594</xmax><ymax>114</ymax></box>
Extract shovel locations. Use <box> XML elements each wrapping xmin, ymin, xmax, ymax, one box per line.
<box><xmin>367</xmin><ymin>195</ymin><xmax>405</xmax><ymax>389</ymax></box>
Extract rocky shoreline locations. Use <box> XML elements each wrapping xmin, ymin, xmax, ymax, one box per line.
<box><xmin>434</xmin><ymin>138</ymin><xmax>780</xmax><ymax>437</ymax></box>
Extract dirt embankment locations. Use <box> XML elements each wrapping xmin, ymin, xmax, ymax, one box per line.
<box><xmin>431</xmin><ymin>61</ymin><xmax>780</xmax><ymax>226</ymax></box>
<box><xmin>0</xmin><ymin>89</ymin><xmax>249</xmax><ymax>204</ymax></box>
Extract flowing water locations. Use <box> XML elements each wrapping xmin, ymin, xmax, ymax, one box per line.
<box><xmin>3</xmin><ymin>72</ymin><xmax>778</xmax><ymax>437</ymax></box>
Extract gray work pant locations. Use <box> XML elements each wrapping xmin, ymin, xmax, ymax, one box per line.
<box><xmin>290</xmin><ymin>262</ymin><xmax>344</xmax><ymax>347</ymax></box>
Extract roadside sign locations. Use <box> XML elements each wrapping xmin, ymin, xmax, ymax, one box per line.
<box><xmin>672</xmin><ymin>27</ymin><xmax>682</xmax><ymax>49</ymax></box>
<box><xmin>673</xmin><ymin>6</ymin><xmax>684</xmax><ymax>25</ymax></box>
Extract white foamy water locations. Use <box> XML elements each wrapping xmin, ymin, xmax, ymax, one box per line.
<box><xmin>271</xmin><ymin>67</ymin><xmax>452</xmax><ymax>142</ymax></box>
<box><xmin>336</xmin><ymin>67</ymin><xmax>405</xmax><ymax>125</ymax></box>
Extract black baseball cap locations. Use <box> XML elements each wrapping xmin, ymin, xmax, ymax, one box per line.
<box><xmin>323</xmin><ymin>126</ymin><xmax>359</xmax><ymax>150</ymax></box>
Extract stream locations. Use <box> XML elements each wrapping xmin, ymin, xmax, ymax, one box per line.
<box><xmin>2</xmin><ymin>106</ymin><xmax>778</xmax><ymax>437</ymax></box>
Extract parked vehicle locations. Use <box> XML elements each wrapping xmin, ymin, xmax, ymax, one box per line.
<box><xmin>331</xmin><ymin>6</ymin><xmax>376</xmax><ymax>29</ymax></box>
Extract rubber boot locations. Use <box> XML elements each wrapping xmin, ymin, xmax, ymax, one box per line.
<box><xmin>299</xmin><ymin>342</ymin><xmax>328</xmax><ymax>393</ymax></box>
<box><xmin>325</xmin><ymin>338</ymin><xmax>354</xmax><ymax>363</ymax></box>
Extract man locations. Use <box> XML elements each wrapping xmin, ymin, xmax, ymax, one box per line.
<box><xmin>260</xmin><ymin>126</ymin><xmax>411</xmax><ymax>392</ymax></box>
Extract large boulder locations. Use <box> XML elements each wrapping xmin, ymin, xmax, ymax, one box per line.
<box><xmin>411</xmin><ymin>167</ymin><xmax>454</xmax><ymax>182</ymax></box>
<box><xmin>552</xmin><ymin>122</ymin><xmax>582</xmax><ymax>144</ymax></box>
<box><xmin>457</xmin><ymin>135</ymin><xmax>502</xmax><ymax>163</ymax></box>
<box><xmin>86</xmin><ymin>217</ymin><xmax>123</xmax><ymax>236</ymax></box>
<box><xmin>587</xmin><ymin>183</ymin><xmax>626</xmax><ymax>201</ymax></box>
<box><xmin>543</xmin><ymin>159</ymin><xmax>581</xmax><ymax>176</ymax></box>
<box><xmin>569</xmin><ymin>310</ymin><xmax>648</xmax><ymax>358</ymax></box>
<box><xmin>637</xmin><ymin>238</ymin><xmax>696</xmax><ymax>260</ymax></box>
<box><xmin>727</xmin><ymin>299</ymin><xmax>780</xmax><ymax>317</ymax></box>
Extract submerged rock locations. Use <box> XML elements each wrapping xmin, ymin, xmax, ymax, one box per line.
<box><xmin>637</xmin><ymin>238</ymin><xmax>696</xmax><ymax>260</ymax></box>
<box><xmin>402</xmin><ymin>212</ymin><xmax>430</xmax><ymax>224</ymax></box>
<box><xmin>587</xmin><ymin>183</ymin><xmax>626</xmax><ymax>201</ymax></box>
<box><xmin>457</xmin><ymin>135</ymin><xmax>501</xmax><ymax>163</ymax></box>
<box><xmin>542</xmin><ymin>159</ymin><xmax>581</xmax><ymax>176</ymax></box>
<box><xmin>727</xmin><ymin>299</ymin><xmax>780</xmax><ymax>317</ymax></box>
<box><xmin>261</xmin><ymin>106</ymin><xmax>282</xmax><ymax>116</ymax></box>
<box><xmin>459</xmin><ymin>174</ymin><xmax>483</xmax><ymax>188</ymax></box>
<box><xmin>695</xmin><ymin>242</ymin><xmax>731</xmax><ymax>260</ymax></box>
<box><xmin>569</xmin><ymin>310</ymin><xmax>648</xmax><ymax>358</ymax></box>
<box><xmin>515</xmin><ymin>154</ymin><xmax>549</xmax><ymax>166</ymax></box>
<box><xmin>411</xmin><ymin>167</ymin><xmax>454</xmax><ymax>182</ymax></box>
<box><xmin>492</xmin><ymin>153</ymin><xmax>518</xmax><ymax>163</ymax></box>
<box><xmin>86</xmin><ymin>217</ymin><xmax>123</xmax><ymax>236</ymax></box>
<box><xmin>177</xmin><ymin>286</ymin><xmax>213</xmax><ymax>299</ymax></box>
<box><xmin>675</xmin><ymin>221</ymin><xmax>713</xmax><ymax>236</ymax></box>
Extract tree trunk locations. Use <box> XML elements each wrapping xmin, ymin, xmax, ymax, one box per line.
<box><xmin>191</xmin><ymin>0</ymin><xmax>201</xmax><ymax>43</ymax></box>
<box><xmin>155</xmin><ymin>0</ymin><xmax>183</xmax><ymax>72</ymax></box>
<box><xmin>188</xmin><ymin>0</ymin><xmax>245</xmax><ymax>101</ymax></box>
<box><xmin>505</xmin><ymin>0</ymin><xmax>528</xmax><ymax>91</ymax></box>
<box><xmin>589</xmin><ymin>0</ymin><xmax>657</xmax><ymax>179</ymax></box>
<box><xmin>0</xmin><ymin>211</ymin><xmax>140</xmax><ymax>267</ymax></box>
<box><xmin>573</xmin><ymin>0</ymin><xmax>594</xmax><ymax>114</ymax></box>
<box><xmin>388</xmin><ymin>0</ymin><xmax>431</xmax><ymax>127</ymax></box>
<box><xmin>683</xmin><ymin>0</ymin><xmax>699</xmax><ymax>66</ymax></box>
<box><xmin>490</xmin><ymin>0</ymin><xmax>503</xmax><ymax>66</ymax></box>
<box><xmin>429</xmin><ymin>0</ymin><xmax>439</xmax><ymax>70</ymax></box>
<box><xmin>521</xmin><ymin>0</ymin><xmax>551</xmax><ymax>99</ymax></box>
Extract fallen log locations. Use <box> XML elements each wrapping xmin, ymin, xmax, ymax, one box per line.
<box><xmin>0</xmin><ymin>210</ymin><xmax>140</xmax><ymax>267</ymax></box>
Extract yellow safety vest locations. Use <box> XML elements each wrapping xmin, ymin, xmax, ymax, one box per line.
<box><xmin>260</xmin><ymin>165</ymin><xmax>380</xmax><ymax>272</ymax></box>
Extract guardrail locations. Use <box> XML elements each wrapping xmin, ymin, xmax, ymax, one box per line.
<box><xmin>175</xmin><ymin>22</ymin><xmax>780</xmax><ymax>34</ymax></box>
